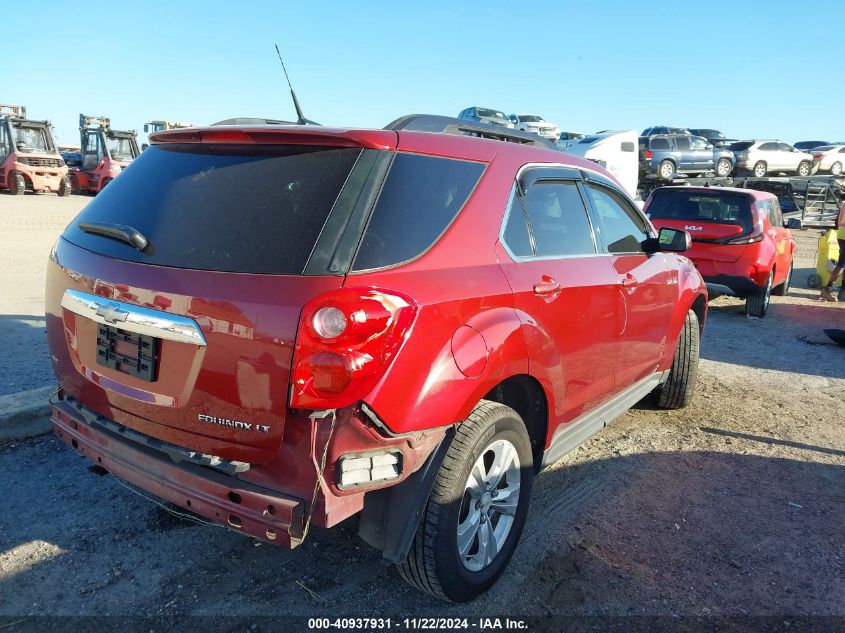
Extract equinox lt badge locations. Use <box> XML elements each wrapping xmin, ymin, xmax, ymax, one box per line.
<box><xmin>197</xmin><ymin>414</ymin><xmax>270</xmax><ymax>434</ymax></box>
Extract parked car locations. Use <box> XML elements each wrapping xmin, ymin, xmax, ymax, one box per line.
<box><xmin>688</xmin><ymin>129</ymin><xmax>735</xmax><ymax>148</ymax></box>
<box><xmin>507</xmin><ymin>114</ymin><xmax>560</xmax><ymax>141</ymax></box>
<box><xmin>639</xmin><ymin>134</ymin><xmax>735</xmax><ymax>180</ymax></box>
<box><xmin>46</xmin><ymin>116</ymin><xmax>706</xmax><ymax>603</ymax></box>
<box><xmin>730</xmin><ymin>140</ymin><xmax>814</xmax><ymax>177</ymax></box>
<box><xmin>457</xmin><ymin>106</ymin><xmax>514</xmax><ymax>128</ymax></box>
<box><xmin>641</xmin><ymin>126</ymin><xmax>692</xmax><ymax>137</ymax></box>
<box><xmin>810</xmin><ymin>144</ymin><xmax>845</xmax><ymax>175</ymax></box>
<box><xmin>645</xmin><ymin>186</ymin><xmax>795</xmax><ymax>317</ymax></box>
<box><xmin>793</xmin><ymin>140</ymin><xmax>829</xmax><ymax>152</ymax></box>
<box><xmin>555</xmin><ymin>131</ymin><xmax>585</xmax><ymax>150</ymax></box>
<box><xmin>565</xmin><ymin>130</ymin><xmax>639</xmax><ymax>198</ymax></box>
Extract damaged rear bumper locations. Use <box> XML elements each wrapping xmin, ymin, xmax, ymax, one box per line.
<box><xmin>51</xmin><ymin>397</ymin><xmax>305</xmax><ymax>548</ymax></box>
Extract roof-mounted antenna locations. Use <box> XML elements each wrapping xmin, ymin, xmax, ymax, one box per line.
<box><xmin>275</xmin><ymin>44</ymin><xmax>311</xmax><ymax>125</ymax></box>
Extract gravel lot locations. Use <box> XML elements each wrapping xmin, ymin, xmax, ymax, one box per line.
<box><xmin>0</xmin><ymin>192</ymin><xmax>843</xmax><ymax>624</ymax></box>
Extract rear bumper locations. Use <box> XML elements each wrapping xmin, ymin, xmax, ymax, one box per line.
<box><xmin>51</xmin><ymin>398</ymin><xmax>305</xmax><ymax>548</ymax></box>
<box><xmin>704</xmin><ymin>274</ymin><xmax>762</xmax><ymax>298</ymax></box>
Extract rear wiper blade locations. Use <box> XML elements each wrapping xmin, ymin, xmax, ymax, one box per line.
<box><xmin>78</xmin><ymin>222</ymin><xmax>149</xmax><ymax>251</ymax></box>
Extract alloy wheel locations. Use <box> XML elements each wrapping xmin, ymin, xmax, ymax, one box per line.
<box><xmin>457</xmin><ymin>439</ymin><xmax>521</xmax><ymax>572</ymax></box>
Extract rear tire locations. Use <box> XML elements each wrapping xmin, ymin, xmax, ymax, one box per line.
<box><xmin>9</xmin><ymin>172</ymin><xmax>25</xmax><ymax>195</ymax></box>
<box><xmin>797</xmin><ymin>161</ymin><xmax>811</xmax><ymax>177</ymax></box>
<box><xmin>715</xmin><ymin>158</ymin><xmax>732</xmax><ymax>177</ymax></box>
<box><xmin>807</xmin><ymin>273</ymin><xmax>822</xmax><ymax>288</ymax></box>
<box><xmin>398</xmin><ymin>400</ymin><xmax>533</xmax><ymax>603</ymax></box>
<box><xmin>655</xmin><ymin>309</ymin><xmax>700</xmax><ymax>410</ymax></box>
<box><xmin>772</xmin><ymin>261</ymin><xmax>792</xmax><ymax>296</ymax></box>
<box><xmin>69</xmin><ymin>174</ymin><xmax>81</xmax><ymax>195</ymax></box>
<box><xmin>658</xmin><ymin>160</ymin><xmax>676</xmax><ymax>181</ymax></box>
<box><xmin>745</xmin><ymin>270</ymin><xmax>773</xmax><ymax>318</ymax></box>
<box><xmin>831</xmin><ymin>161</ymin><xmax>843</xmax><ymax>176</ymax></box>
<box><xmin>753</xmin><ymin>161</ymin><xmax>767</xmax><ymax>177</ymax></box>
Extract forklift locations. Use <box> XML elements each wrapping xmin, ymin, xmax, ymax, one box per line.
<box><xmin>140</xmin><ymin>120</ymin><xmax>195</xmax><ymax>150</ymax></box>
<box><xmin>66</xmin><ymin>114</ymin><xmax>139</xmax><ymax>195</ymax></box>
<box><xmin>0</xmin><ymin>104</ymin><xmax>70</xmax><ymax>196</ymax></box>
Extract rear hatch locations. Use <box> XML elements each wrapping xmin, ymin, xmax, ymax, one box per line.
<box><xmin>46</xmin><ymin>130</ymin><xmax>396</xmax><ymax>464</ymax></box>
<box><xmin>645</xmin><ymin>188</ymin><xmax>755</xmax><ymax>270</ymax></box>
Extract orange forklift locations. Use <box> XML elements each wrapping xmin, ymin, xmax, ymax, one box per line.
<box><xmin>0</xmin><ymin>104</ymin><xmax>70</xmax><ymax>195</ymax></box>
<box><xmin>66</xmin><ymin>114</ymin><xmax>139</xmax><ymax>194</ymax></box>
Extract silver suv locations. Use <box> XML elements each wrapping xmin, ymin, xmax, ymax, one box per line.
<box><xmin>730</xmin><ymin>140</ymin><xmax>814</xmax><ymax>177</ymax></box>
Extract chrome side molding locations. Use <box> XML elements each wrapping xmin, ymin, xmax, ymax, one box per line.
<box><xmin>60</xmin><ymin>289</ymin><xmax>207</xmax><ymax>346</ymax></box>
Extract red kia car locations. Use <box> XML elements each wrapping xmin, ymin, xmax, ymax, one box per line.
<box><xmin>644</xmin><ymin>186</ymin><xmax>795</xmax><ymax>318</ymax></box>
<box><xmin>46</xmin><ymin>115</ymin><xmax>707</xmax><ymax>602</ymax></box>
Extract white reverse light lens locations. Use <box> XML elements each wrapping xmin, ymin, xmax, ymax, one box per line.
<box><xmin>338</xmin><ymin>452</ymin><xmax>402</xmax><ymax>488</ymax></box>
<box><xmin>312</xmin><ymin>307</ymin><xmax>347</xmax><ymax>339</ymax></box>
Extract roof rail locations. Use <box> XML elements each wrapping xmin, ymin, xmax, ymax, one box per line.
<box><xmin>384</xmin><ymin>114</ymin><xmax>558</xmax><ymax>150</ymax></box>
<box><xmin>0</xmin><ymin>104</ymin><xmax>26</xmax><ymax>118</ymax></box>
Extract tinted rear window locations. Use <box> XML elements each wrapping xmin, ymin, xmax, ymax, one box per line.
<box><xmin>729</xmin><ymin>141</ymin><xmax>753</xmax><ymax>151</ymax></box>
<box><xmin>352</xmin><ymin>154</ymin><xmax>484</xmax><ymax>271</ymax></box>
<box><xmin>63</xmin><ymin>144</ymin><xmax>363</xmax><ymax>274</ymax></box>
<box><xmin>647</xmin><ymin>190</ymin><xmax>753</xmax><ymax>233</ymax></box>
<box><xmin>650</xmin><ymin>137</ymin><xmax>670</xmax><ymax>150</ymax></box>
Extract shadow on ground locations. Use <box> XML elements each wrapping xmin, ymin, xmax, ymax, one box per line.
<box><xmin>1</xmin><ymin>438</ymin><xmax>842</xmax><ymax>620</ymax></box>
<box><xmin>701</xmin><ymin>297</ymin><xmax>844</xmax><ymax>379</ymax></box>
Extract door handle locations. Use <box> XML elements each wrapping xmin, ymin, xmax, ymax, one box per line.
<box><xmin>621</xmin><ymin>274</ymin><xmax>638</xmax><ymax>288</ymax></box>
<box><xmin>533</xmin><ymin>276</ymin><xmax>561</xmax><ymax>300</ymax></box>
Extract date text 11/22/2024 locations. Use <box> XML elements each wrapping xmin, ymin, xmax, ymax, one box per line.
<box><xmin>307</xmin><ymin>618</ymin><xmax>529</xmax><ymax>630</ymax></box>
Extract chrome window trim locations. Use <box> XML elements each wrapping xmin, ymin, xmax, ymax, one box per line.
<box><xmin>60</xmin><ymin>289</ymin><xmax>207</xmax><ymax>346</ymax></box>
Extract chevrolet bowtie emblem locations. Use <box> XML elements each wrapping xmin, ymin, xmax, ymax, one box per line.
<box><xmin>96</xmin><ymin>303</ymin><xmax>129</xmax><ymax>324</ymax></box>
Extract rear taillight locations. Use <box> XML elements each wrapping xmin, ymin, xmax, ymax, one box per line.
<box><xmin>645</xmin><ymin>150</ymin><xmax>653</xmax><ymax>160</ymax></box>
<box><xmin>813</xmin><ymin>152</ymin><xmax>823</xmax><ymax>160</ymax></box>
<box><xmin>290</xmin><ymin>288</ymin><xmax>417</xmax><ymax>410</ymax></box>
<box><xmin>724</xmin><ymin>212</ymin><xmax>765</xmax><ymax>245</ymax></box>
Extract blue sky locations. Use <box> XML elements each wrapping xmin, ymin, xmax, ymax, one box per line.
<box><xmin>6</xmin><ymin>0</ymin><xmax>844</xmax><ymax>146</ymax></box>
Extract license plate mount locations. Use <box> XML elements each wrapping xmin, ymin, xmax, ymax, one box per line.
<box><xmin>96</xmin><ymin>325</ymin><xmax>158</xmax><ymax>382</ymax></box>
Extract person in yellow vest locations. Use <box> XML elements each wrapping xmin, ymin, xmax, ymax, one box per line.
<box><xmin>820</xmin><ymin>199</ymin><xmax>845</xmax><ymax>301</ymax></box>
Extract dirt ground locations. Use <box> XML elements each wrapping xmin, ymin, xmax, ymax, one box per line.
<box><xmin>0</xmin><ymin>192</ymin><xmax>843</xmax><ymax>625</ymax></box>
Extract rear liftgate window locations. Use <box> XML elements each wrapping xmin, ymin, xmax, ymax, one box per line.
<box><xmin>63</xmin><ymin>144</ymin><xmax>365</xmax><ymax>274</ymax></box>
<box><xmin>647</xmin><ymin>190</ymin><xmax>753</xmax><ymax>234</ymax></box>
<box><xmin>352</xmin><ymin>153</ymin><xmax>485</xmax><ymax>271</ymax></box>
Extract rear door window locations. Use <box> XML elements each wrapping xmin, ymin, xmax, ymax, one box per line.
<box><xmin>650</xmin><ymin>137</ymin><xmax>670</xmax><ymax>150</ymax></box>
<box><xmin>352</xmin><ymin>153</ymin><xmax>484</xmax><ymax>271</ymax></box>
<box><xmin>674</xmin><ymin>136</ymin><xmax>691</xmax><ymax>150</ymax></box>
<box><xmin>516</xmin><ymin>181</ymin><xmax>596</xmax><ymax>257</ymax></box>
<box><xmin>63</xmin><ymin>144</ymin><xmax>366</xmax><ymax>274</ymax></box>
<box><xmin>502</xmin><ymin>193</ymin><xmax>534</xmax><ymax>258</ymax></box>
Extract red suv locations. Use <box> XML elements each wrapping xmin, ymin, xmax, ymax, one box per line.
<box><xmin>644</xmin><ymin>186</ymin><xmax>795</xmax><ymax>318</ymax></box>
<box><xmin>46</xmin><ymin>116</ymin><xmax>707</xmax><ymax>602</ymax></box>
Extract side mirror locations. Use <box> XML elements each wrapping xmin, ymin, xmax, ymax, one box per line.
<box><xmin>786</xmin><ymin>218</ymin><xmax>802</xmax><ymax>229</ymax></box>
<box><xmin>509</xmin><ymin>115</ymin><xmax>518</xmax><ymax>124</ymax></box>
<box><xmin>706</xmin><ymin>143</ymin><xmax>714</xmax><ymax>150</ymax></box>
<box><xmin>657</xmin><ymin>227</ymin><xmax>691</xmax><ymax>252</ymax></box>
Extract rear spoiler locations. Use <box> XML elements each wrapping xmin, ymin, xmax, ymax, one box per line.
<box><xmin>149</xmin><ymin>126</ymin><xmax>398</xmax><ymax>150</ymax></box>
